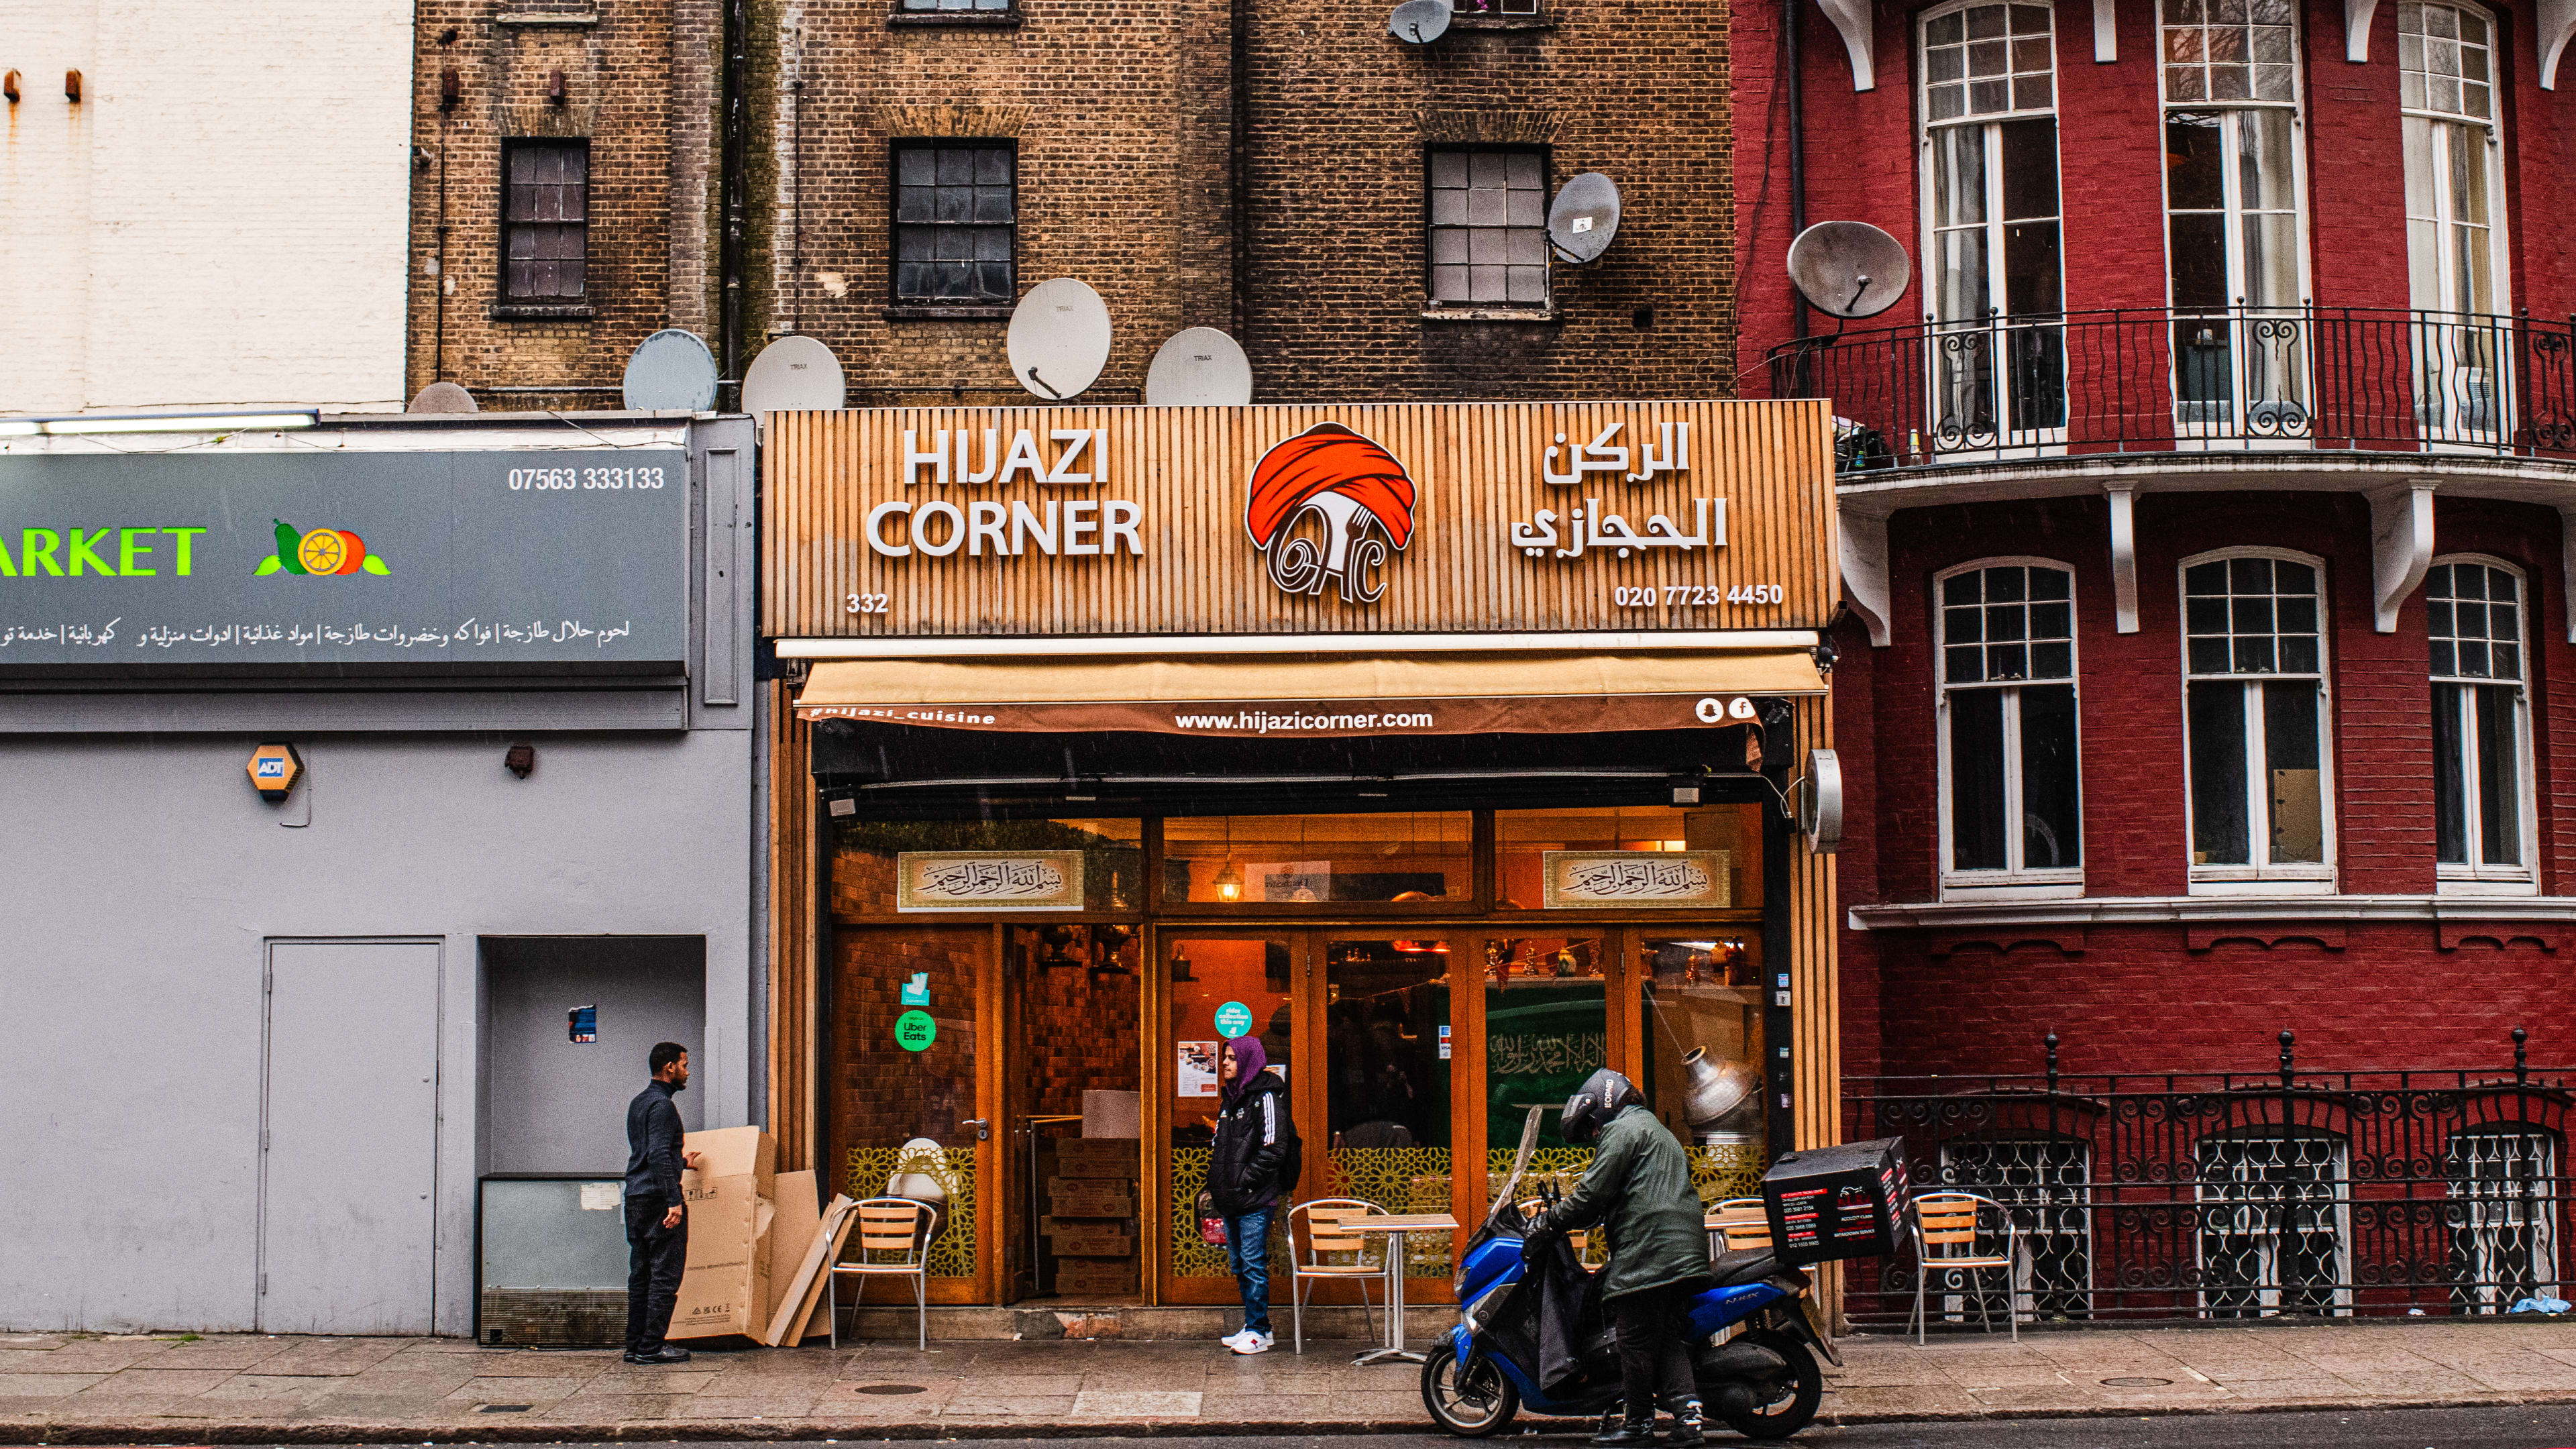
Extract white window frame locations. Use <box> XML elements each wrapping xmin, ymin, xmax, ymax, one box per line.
<box><xmin>1936</xmin><ymin>557</ymin><xmax>2085</xmax><ymax>899</ymax></box>
<box><xmin>2180</xmin><ymin>547</ymin><xmax>2337</xmax><ymax>894</ymax></box>
<box><xmin>2449</xmin><ymin>1126</ymin><xmax>2560</xmax><ymax>1314</ymax></box>
<box><xmin>1917</xmin><ymin>0</ymin><xmax>2069</xmax><ymax>460</ymax></box>
<box><xmin>2155</xmin><ymin>0</ymin><xmax>2314</xmax><ymax>449</ymax></box>
<box><xmin>2430</xmin><ymin>553</ymin><xmax>2538</xmax><ymax>894</ymax></box>
<box><xmin>1938</xmin><ymin>1136</ymin><xmax>2094</xmax><ymax>1323</ymax></box>
<box><xmin>2195</xmin><ymin>1130</ymin><xmax>2353</xmax><ymax>1318</ymax></box>
<box><xmin>2400</xmin><ymin>0</ymin><xmax>2515</xmax><ymax>448</ymax></box>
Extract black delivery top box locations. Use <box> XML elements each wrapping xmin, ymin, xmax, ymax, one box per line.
<box><xmin>1760</xmin><ymin>1136</ymin><xmax>1909</xmax><ymax>1266</ymax></box>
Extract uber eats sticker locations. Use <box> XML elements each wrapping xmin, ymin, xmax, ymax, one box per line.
<box><xmin>0</xmin><ymin>449</ymin><xmax>687</xmax><ymax>667</ymax></box>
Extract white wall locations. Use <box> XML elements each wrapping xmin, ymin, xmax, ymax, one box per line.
<box><xmin>0</xmin><ymin>731</ymin><xmax>755</xmax><ymax>1335</ymax></box>
<box><xmin>0</xmin><ymin>1</ymin><xmax>413</xmax><ymax>414</ymax></box>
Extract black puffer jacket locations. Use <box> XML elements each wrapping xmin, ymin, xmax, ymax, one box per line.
<box><xmin>1208</xmin><ymin>1069</ymin><xmax>1300</xmax><ymax>1215</ymax></box>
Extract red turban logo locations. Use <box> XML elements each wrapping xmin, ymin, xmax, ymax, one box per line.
<box><xmin>1243</xmin><ymin>423</ymin><xmax>1417</xmax><ymax>604</ymax></box>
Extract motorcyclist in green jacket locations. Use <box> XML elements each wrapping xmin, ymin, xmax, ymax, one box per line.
<box><xmin>1537</xmin><ymin>1067</ymin><xmax>1711</xmax><ymax>1447</ymax></box>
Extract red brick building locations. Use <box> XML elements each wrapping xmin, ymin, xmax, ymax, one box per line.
<box><xmin>1737</xmin><ymin>0</ymin><xmax>2576</xmax><ymax>1320</ymax></box>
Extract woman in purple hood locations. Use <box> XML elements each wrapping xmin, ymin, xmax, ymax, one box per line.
<box><xmin>1208</xmin><ymin>1034</ymin><xmax>1300</xmax><ymax>1353</ymax></box>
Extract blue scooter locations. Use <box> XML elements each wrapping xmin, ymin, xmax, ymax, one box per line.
<box><xmin>1420</xmin><ymin>1110</ymin><xmax>1838</xmax><ymax>1440</ymax></box>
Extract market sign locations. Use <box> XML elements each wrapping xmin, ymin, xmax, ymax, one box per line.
<box><xmin>762</xmin><ymin>401</ymin><xmax>1834</xmax><ymax>639</ymax></box>
<box><xmin>894</xmin><ymin>850</ymin><xmax>1087</xmax><ymax>912</ymax></box>
<box><xmin>1541</xmin><ymin>850</ymin><xmax>1733</xmax><ymax>909</ymax></box>
<box><xmin>0</xmin><ymin>449</ymin><xmax>687</xmax><ymax>672</ymax></box>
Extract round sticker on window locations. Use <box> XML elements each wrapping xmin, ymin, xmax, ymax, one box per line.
<box><xmin>895</xmin><ymin>1009</ymin><xmax>938</xmax><ymax>1052</ymax></box>
<box><xmin>1214</xmin><ymin>1001</ymin><xmax>1254</xmax><ymax>1038</ymax></box>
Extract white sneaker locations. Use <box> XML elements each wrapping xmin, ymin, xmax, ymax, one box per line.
<box><xmin>1220</xmin><ymin>1328</ymin><xmax>1252</xmax><ymax>1348</ymax></box>
<box><xmin>1230</xmin><ymin>1331</ymin><xmax>1274</xmax><ymax>1355</ymax></box>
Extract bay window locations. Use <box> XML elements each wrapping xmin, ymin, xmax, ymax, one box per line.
<box><xmin>2429</xmin><ymin>559</ymin><xmax>2534</xmax><ymax>887</ymax></box>
<box><xmin>2161</xmin><ymin>0</ymin><xmax>2310</xmax><ymax>438</ymax></box>
<box><xmin>2184</xmin><ymin>552</ymin><xmax>2332</xmax><ymax>886</ymax></box>
<box><xmin>1939</xmin><ymin>561</ymin><xmax>2082</xmax><ymax>889</ymax></box>
<box><xmin>1921</xmin><ymin>1</ymin><xmax>2065</xmax><ymax>453</ymax></box>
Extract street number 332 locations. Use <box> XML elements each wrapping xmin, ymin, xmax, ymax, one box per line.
<box><xmin>1614</xmin><ymin>583</ymin><xmax>1785</xmax><ymax>606</ymax></box>
<box><xmin>846</xmin><ymin>593</ymin><xmax>890</xmax><ymax>614</ymax></box>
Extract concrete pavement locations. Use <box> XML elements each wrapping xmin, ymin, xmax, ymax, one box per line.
<box><xmin>17</xmin><ymin>1318</ymin><xmax>2576</xmax><ymax>1442</ymax></box>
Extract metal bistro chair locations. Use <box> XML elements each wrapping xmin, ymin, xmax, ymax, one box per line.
<box><xmin>829</xmin><ymin>1197</ymin><xmax>940</xmax><ymax>1350</ymax></box>
<box><xmin>1287</xmin><ymin>1197</ymin><xmax>1387</xmax><ymax>1354</ymax></box>
<box><xmin>1710</xmin><ymin>1197</ymin><xmax>1772</xmax><ymax>1257</ymax></box>
<box><xmin>1908</xmin><ymin>1191</ymin><xmax>2019</xmax><ymax>1344</ymax></box>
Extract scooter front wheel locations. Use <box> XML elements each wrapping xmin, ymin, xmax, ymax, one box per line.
<box><xmin>1421</xmin><ymin>1342</ymin><xmax>1520</xmax><ymax>1437</ymax></box>
<box><xmin>1715</xmin><ymin>1330</ymin><xmax>1821</xmax><ymax>1440</ymax></box>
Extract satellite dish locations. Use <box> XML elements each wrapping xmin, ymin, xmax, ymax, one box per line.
<box><xmin>1546</xmin><ymin>172</ymin><xmax>1621</xmax><ymax>264</ymax></box>
<box><xmin>1006</xmin><ymin>278</ymin><xmax>1113</xmax><ymax>401</ymax></box>
<box><xmin>406</xmin><ymin>381</ymin><xmax>477</xmax><ymax>415</ymax></box>
<box><xmin>741</xmin><ymin>333</ymin><xmax>847</xmax><ymax>416</ymax></box>
<box><xmin>621</xmin><ymin>328</ymin><xmax>720</xmax><ymax>412</ymax></box>
<box><xmin>1144</xmin><ymin>327</ymin><xmax>1254</xmax><ymax>407</ymax></box>
<box><xmin>1389</xmin><ymin>0</ymin><xmax>1451</xmax><ymax>42</ymax></box>
<box><xmin>1787</xmin><ymin>221</ymin><xmax>1911</xmax><ymax>319</ymax></box>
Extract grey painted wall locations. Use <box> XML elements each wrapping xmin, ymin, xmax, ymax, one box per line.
<box><xmin>0</xmin><ymin>729</ymin><xmax>754</xmax><ymax>1335</ymax></box>
<box><xmin>481</xmin><ymin>936</ymin><xmax>708</xmax><ymax>1176</ymax></box>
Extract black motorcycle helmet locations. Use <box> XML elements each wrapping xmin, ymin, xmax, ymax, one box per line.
<box><xmin>1558</xmin><ymin>1066</ymin><xmax>1644</xmax><ymax>1145</ymax></box>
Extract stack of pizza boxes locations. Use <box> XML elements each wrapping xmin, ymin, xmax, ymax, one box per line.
<box><xmin>1042</xmin><ymin>1136</ymin><xmax>1140</xmax><ymax>1297</ymax></box>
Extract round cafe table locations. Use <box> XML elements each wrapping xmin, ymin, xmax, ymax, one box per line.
<box><xmin>1338</xmin><ymin>1212</ymin><xmax>1460</xmax><ymax>1365</ymax></box>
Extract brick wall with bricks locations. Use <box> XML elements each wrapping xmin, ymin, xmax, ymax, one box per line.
<box><xmin>405</xmin><ymin>2</ymin><xmax>708</xmax><ymax>407</ymax></box>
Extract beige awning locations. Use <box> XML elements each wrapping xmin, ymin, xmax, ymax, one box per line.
<box><xmin>794</xmin><ymin>646</ymin><xmax>1823</xmax><ymax>737</ymax></box>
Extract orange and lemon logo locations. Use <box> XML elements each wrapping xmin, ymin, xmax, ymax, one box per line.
<box><xmin>256</xmin><ymin>519</ymin><xmax>390</xmax><ymax>576</ymax></box>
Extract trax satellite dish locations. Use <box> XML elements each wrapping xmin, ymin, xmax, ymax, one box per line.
<box><xmin>1547</xmin><ymin>172</ymin><xmax>1622</xmax><ymax>264</ymax></box>
<box><xmin>1787</xmin><ymin>221</ymin><xmax>1911</xmax><ymax>319</ymax></box>
<box><xmin>1144</xmin><ymin>327</ymin><xmax>1254</xmax><ymax>407</ymax></box>
<box><xmin>1390</xmin><ymin>0</ymin><xmax>1452</xmax><ymax>43</ymax></box>
<box><xmin>741</xmin><ymin>333</ymin><xmax>848</xmax><ymax>416</ymax></box>
<box><xmin>406</xmin><ymin>381</ymin><xmax>477</xmax><ymax>414</ymax></box>
<box><xmin>1007</xmin><ymin>278</ymin><xmax>1113</xmax><ymax>401</ymax></box>
<box><xmin>621</xmin><ymin>328</ymin><xmax>720</xmax><ymax>412</ymax></box>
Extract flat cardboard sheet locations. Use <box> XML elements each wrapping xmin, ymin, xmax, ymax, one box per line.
<box><xmin>763</xmin><ymin>1195</ymin><xmax>861</xmax><ymax>1347</ymax></box>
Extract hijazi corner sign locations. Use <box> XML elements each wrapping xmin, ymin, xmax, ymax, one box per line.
<box><xmin>0</xmin><ymin>449</ymin><xmax>686</xmax><ymax>670</ymax></box>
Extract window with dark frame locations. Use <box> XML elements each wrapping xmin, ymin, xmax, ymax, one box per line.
<box><xmin>502</xmin><ymin>140</ymin><xmax>589</xmax><ymax>303</ymax></box>
<box><xmin>892</xmin><ymin>142</ymin><xmax>1016</xmax><ymax>306</ymax></box>
<box><xmin>1427</xmin><ymin>148</ymin><xmax>1548</xmax><ymax>308</ymax></box>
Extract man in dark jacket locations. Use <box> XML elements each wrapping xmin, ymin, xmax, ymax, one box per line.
<box><xmin>1538</xmin><ymin>1067</ymin><xmax>1711</xmax><ymax>1446</ymax></box>
<box><xmin>1209</xmin><ymin>1035</ymin><xmax>1299</xmax><ymax>1354</ymax></box>
<box><xmin>623</xmin><ymin>1042</ymin><xmax>703</xmax><ymax>1364</ymax></box>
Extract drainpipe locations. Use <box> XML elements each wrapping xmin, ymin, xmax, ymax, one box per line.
<box><xmin>1786</xmin><ymin>0</ymin><xmax>1810</xmax><ymax>341</ymax></box>
<box><xmin>720</xmin><ymin>0</ymin><xmax>750</xmax><ymax>402</ymax></box>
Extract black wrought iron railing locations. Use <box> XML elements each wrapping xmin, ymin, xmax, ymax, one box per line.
<box><xmin>1843</xmin><ymin>1029</ymin><xmax>2575</xmax><ymax>1328</ymax></box>
<box><xmin>1768</xmin><ymin>307</ymin><xmax>2576</xmax><ymax>469</ymax></box>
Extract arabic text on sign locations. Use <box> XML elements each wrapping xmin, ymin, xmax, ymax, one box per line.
<box><xmin>918</xmin><ymin>858</ymin><xmax>1067</xmax><ymax>899</ymax></box>
<box><xmin>1561</xmin><ymin>859</ymin><xmax>1713</xmax><ymax>898</ymax></box>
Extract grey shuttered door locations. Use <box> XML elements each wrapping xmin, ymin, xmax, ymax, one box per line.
<box><xmin>259</xmin><ymin>941</ymin><xmax>441</xmax><ymax>1334</ymax></box>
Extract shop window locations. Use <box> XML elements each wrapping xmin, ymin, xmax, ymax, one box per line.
<box><xmin>1324</xmin><ymin>937</ymin><xmax>1456</xmax><ymax>1277</ymax></box>
<box><xmin>2196</xmin><ymin>1131</ymin><xmax>2351</xmax><ymax>1318</ymax></box>
<box><xmin>892</xmin><ymin>141</ymin><xmax>1016</xmax><ymax>305</ymax></box>
<box><xmin>828</xmin><ymin>818</ymin><xmax>1142</xmax><ymax>918</ymax></box>
<box><xmin>1937</xmin><ymin>1137</ymin><xmax>2092</xmax><ymax>1322</ymax></box>
<box><xmin>1426</xmin><ymin>148</ymin><xmax>1548</xmax><ymax>309</ymax></box>
<box><xmin>1163</xmin><ymin>812</ymin><xmax>1472</xmax><ymax>906</ymax></box>
<box><xmin>2402</xmin><ymin>1</ymin><xmax>2512</xmax><ymax>443</ymax></box>
<box><xmin>1639</xmin><ymin>938</ymin><xmax>1768</xmax><ymax>1205</ymax></box>
<box><xmin>2182</xmin><ymin>552</ymin><xmax>2333</xmax><ymax>888</ymax></box>
<box><xmin>1164</xmin><ymin>936</ymin><xmax>1296</xmax><ymax>1281</ymax></box>
<box><xmin>833</xmin><ymin>924</ymin><xmax>986</xmax><ymax>1282</ymax></box>
<box><xmin>2430</xmin><ymin>559</ymin><xmax>2534</xmax><ymax>887</ymax></box>
<box><xmin>1919</xmin><ymin>1</ymin><xmax>2065</xmax><ymax>453</ymax></box>
<box><xmin>1483</xmin><ymin>934</ymin><xmax>1609</xmax><ymax>1199</ymax></box>
<box><xmin>2449</xmin><ymin>1128</ymin><xmax>2559</xmax><ymax>1313</ymax></box>
<box><xmin>1937</xmin><ymin>561</ymin><xmax>2081</xmax><ymax>891</ymax></box>
<box><xmin>2161</xmin><ymin>0</ymin><xmax>2309</xmax><ymax>437</ymax></box>
<box><xmin>1495</xmin><ymin>804</ymin><xmax>1763</xmax><ymax>911</ymax></box>
<box><xmin>502</xmin><ymin>139</ymin><xmax>588</xmax><ymax>303</ymax></box>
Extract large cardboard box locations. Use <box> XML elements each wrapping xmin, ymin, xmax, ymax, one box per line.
<box><xmin>669</xmin><ymin>1126</ymin><xmax>778</xmax><ymax>1342</ymax></box>
<box><xmin>1051</xmin><ymin>1138</ymin><xmax>1138</xmax><ymax>1179</ymax></box>
<box><xmin>1045</xmin><ymin>1225</ymin><xmax>1134</xmax><ymax>1257</ymax></box>
<box><xmin>1055</xmin><ymin>1258</ymin><xmax>1139</xmax><ymax>1295</ymax></box>
<box><xmin>1760</xmin><ymin>1136</ymin><xmax>1907</xmax><ymax>1267</ymax></box>
<box><xmin>1049</xmin><ymin>1177</ymin><xmax>1135</xmax><ymax>1217</ymax></box>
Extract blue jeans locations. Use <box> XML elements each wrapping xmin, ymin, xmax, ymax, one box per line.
<box><xmin>1224</xmin><ymin>1206</ymin><xmax>1273</xmax><ymax>1335</ymax></box>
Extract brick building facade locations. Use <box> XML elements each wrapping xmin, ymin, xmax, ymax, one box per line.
<box><xmin>1735</xmin><ymin>0</ymin><xmax>2576</xmax><ymax>1321</ymax></box>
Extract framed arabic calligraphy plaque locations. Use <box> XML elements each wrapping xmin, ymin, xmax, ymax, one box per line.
<box><xmin>896</xmin><ymin>851</ymin><xmax>1087</xmax><ymax>912</ymax></box>
<box><xmin>1540</xmin><ymin>850</ymin><xmax>1732</xmax><ymax>910</ymax></box>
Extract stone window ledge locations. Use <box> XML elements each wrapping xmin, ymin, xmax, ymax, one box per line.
<box><xmin>1421</xmin><ymin>305</ymin><xmax>1558</xmax><ymax>324</ymax></box>
<box><xmin>888</xmin><ymin>10</ymin><xmax>1022</xmax><ymax>25</ymax></box>
<box><xmin>882</xmin><ymin>305</ymin><xmax>1014</xmax><ymax>321</ymax></box>
<box><xmin>1849</xmin><ymin>894</ymin><xmax>2576</xmax><ymax>930</ymax></box>
<box><xmin>488</xmin><ymin>303</ymin><xmax>595</xmax><ymax>321</ymax></box>
<box><xmin>496</xmin><ymin>11</ymin><xmax>601</xmax><ymax>27</ymax></box>
<box><xmin>1448</xmin><ymin>14</ymin><xmax>1556</xmax><ymax>30</ymax></box>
